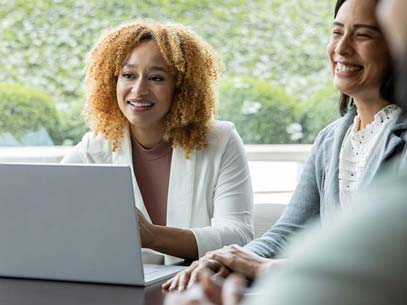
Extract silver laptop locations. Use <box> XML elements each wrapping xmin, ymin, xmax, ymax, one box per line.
<box><xmin>0</xmin><ymin>163</ymin><xmax>185</xmax><ymax>286</ymax></box>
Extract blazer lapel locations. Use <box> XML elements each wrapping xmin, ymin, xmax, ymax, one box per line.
<box><xmin>112</xmin><ymin>126</ymin><xmax>152</xmax><ymax>223</ymax></box>
<box><xmin>166</xmin><ymin>148</ymin><xmax>196</xmax><ymax>229</ymax></box>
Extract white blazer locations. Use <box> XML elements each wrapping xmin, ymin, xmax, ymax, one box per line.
<box><xmin>61</xmin><ymin>120</ymin><xmax>254</xmax><ymax>264</ymax></box>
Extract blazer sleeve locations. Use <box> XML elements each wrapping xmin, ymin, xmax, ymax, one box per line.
<box><xmin>191</xmin><ymin>125</ymin><xmax>254</xmax><ymax>257</ymax></box>
<box><xmin>60</xmin><ymin>134</ymin><xmax>89</xmax><ymax>163</ymax></box>
<box><xmin>60</xmin><ymin>132</ymin><xmax>111</xmax><ymax>164</ymax></box>
<box><xmin>244</xmin><ymin>130</ymin><xmax>325</xmax><ymax>258</ymax></box>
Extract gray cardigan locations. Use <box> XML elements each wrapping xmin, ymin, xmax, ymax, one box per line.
<box><xmin>246</xmin><ymin>106</ymin><xmax>407</xmax><ymax>258</ymax></box>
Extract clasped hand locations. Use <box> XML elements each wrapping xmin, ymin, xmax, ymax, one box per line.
<box><xmin>162</xmin><ymin>244</ymin><xmax>273</xmax><ymax>291</ymax></box>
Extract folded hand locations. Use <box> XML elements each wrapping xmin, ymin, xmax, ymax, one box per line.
<box><xmin>164</xmin><ymin>270</ymin><xmax>245</xmax><ymax>305</ymax></box>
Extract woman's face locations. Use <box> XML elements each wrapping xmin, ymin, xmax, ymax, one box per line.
<box><xmin>327</xmin><ymin>0</ymin><xmax>390</xmax><ymax>100</ymax></box>
<box><xmin>116</xmin><ymin>40</ymin><xmax>176</xmax><ymax>134</ymax></box>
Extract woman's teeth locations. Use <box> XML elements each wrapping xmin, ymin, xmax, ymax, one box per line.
<box><xmin>336</xmin><ymin>63</ymin><xmax>363</xmax><ymax>72</ymax></box>
<box><xmin>127</xmin><ymin>101</ymin><xmax>153</xmax><ymax>107</ymax></box>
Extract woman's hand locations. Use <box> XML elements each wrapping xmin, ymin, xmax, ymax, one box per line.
<box><xmin>136</xmin><ymin>208</ymin><xmax>156</xmax><ymax>248</ymax></box>
<box><xmin>162</xmin><ymin>244</ymin><xmax>277</xmax><ymax>291</ymax></box>
<box><xmin>162</xmin><ymin>258</ymin><xmax>230</xmax><ymax>291</ymax></box>
<box><xmin>204</xmin><ymin>244</ymin><xmax>272</xmax><ymax>280</ymax></box>
<box><xmin>137</xmin><ymin>208</ymin><xmax>198</xmax><ymax>260</ymax></box>
<box><xmin>164</xmin><ymin>270</ymin><xmax>245</xmax><ymax>305</ymax></box>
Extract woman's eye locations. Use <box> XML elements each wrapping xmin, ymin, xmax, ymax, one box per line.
<box><xmin>150</xmin><ymin>76</ymin><xmax>164</xmax><ymax>81</ymax></box>
<box><xmin>356</xmin><ymin>33</ymin><xmax>371</xmax><ymax>38</ymax></box>
<box><xmin>332</xmin><ymin>30</ymin><xmax>342</xmax><ymax>36</ymax></box>
<box><xmin>122</xmin><ymin>72</ymin><xmax>134</xmax><ymax>79</ymax></box>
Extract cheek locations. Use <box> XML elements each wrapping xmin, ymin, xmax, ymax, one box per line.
<box><xmin>116</xmin><ymin>81</ymin><xmax>127</xmax><ymax>100</ymax></box>
<box><xmin>367</xmin><ymin>49</ymin><xmax>390</xmax><ymax>74</ymax></box>
<box><xmin>116</xmin><ymin>81</ymin><xmax>121</xmax><ymax>96</ymax></box>
<box><xmin>327</xmin><ymin>42</ymin><xmax>336</xmax><ymax>64</ymax></box>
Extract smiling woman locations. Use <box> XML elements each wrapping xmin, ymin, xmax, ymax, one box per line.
<box><xmin>329</xmin><ymin>0</ymin><xmax>395</xmax><ymax>117</ymax></box>
<box><xmin>162</xmin><ymin>0</ymin><xmax>407</xmax><ymax>292</ymax></box>
<box><xmin>61</xmin><ymin>21</ymin><xmax>254</xmax><ymax>264</ymax></box>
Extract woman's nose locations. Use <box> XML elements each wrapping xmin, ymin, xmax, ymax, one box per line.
<box><xmin>335</xmin><ymin>34</ymin><xmax>354</xmax><ymax>56</ymax></box>
<box><xmin>131</xmin><ymin>79</ymin><xmax>149</xmax><ymax>96</ymax></box>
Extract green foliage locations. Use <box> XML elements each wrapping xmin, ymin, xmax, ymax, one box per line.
<box><xmin>58</xmin><ymin>101</ymin><xmax>88</xmax><ymax>145</ymax></box>
<box><xmin>0</xmin><ymin>82</ymin><xmax>62</xmax><ymax>144</ymax></box>
<box><xmin>300</xmin><ymin>83</ymin><xmax>341</xmax><ymax>143</ymax></box>
<box><xmin>218</xmin><ymin>77</ymin><xmax>300</xmax><ymax>144</ymax></box>
<box><xmin>0</xmin><ymin>0</ymin><xmax>338</xmax><ymax>144</ymax></box>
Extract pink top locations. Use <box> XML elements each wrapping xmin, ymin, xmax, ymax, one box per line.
<box><xmin>131</xmin><ymin>139</ymin><xmax>173</xmax><ymax>226</ymax></box>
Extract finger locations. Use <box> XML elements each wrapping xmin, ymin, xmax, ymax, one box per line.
<box><xmin>222</xmin><ymin>274</ymin><xmax>245</xmax><ymax>305</ymax></box>
<box><xmin>209</xmin><ymin>253</ymin><xmax>256</xmax><ymax>279</ymax></box>
<box><xmin>166</xmin><ymin>260</ymin><xmax>199</xmax><ymax>291</ymax></box>
<box><xmin>165</xmin><ymin>285</ymin><xmax>209</xmax><ymax>305</ymax></box>
<box><xmin>168</xmin><ymin>273</ymin><xmax>181</xmax><ymax>291</ymax></box>
<box><xmin>207</xmin><ymin>253</ymin><xmax>233</xmax><ymax>269</ymax></box>
<box><xmin>178</xmin><ymin>269</ymin><xmax>192</xmax><ymax>291</ymax></box>
<box><xmin>188</xmin><ymin>266</ymin><xmax>205</xmax><ymax>288</ymax></box>
<box><xmin>214</xmin><ymin>265</ymin><xmax>230</xmax><ymax>279</ymax></box>
<box><xmin>199</xmin><ymin>270</ymin><xmax>222</xmax><ymax>305</ymax></box>
<box><xmin>163</xmin><ymin>291</ymin><xmax>190</xmax><ymax>305</ymax></box>
<box><xmin>162</xmin><ymin>277</ymin><xmax>174</xmax><ymax>290</ymax></box>
<box><xmin>188</xmin><ymin>261</ymin><xmax>213</xmax><ymax>288</ymax></box>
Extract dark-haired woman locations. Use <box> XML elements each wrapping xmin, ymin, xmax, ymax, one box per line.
<box><xmin>164</xmin><ymin>0</ymin><xmax>407</xmax><ymax>291</ymax></box>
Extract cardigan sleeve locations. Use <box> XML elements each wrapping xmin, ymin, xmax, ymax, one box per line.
<box><xmin>191</xmin><ymin>125</ymin><xmax>254</xmax><ymax>257</ymax></box>
<box><xmin>244</xmin><ymin>130</ymin><xmax>326</xmax><ymax>258</ymax></box>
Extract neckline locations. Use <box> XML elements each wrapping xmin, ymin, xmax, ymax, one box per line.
<box><xmin>131</xmin><ymin>137</ymin><xmax>173</xmax><ymax>161</ymax></box>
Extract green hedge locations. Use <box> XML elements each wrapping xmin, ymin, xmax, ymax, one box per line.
<box><xmin>0</xmin><ymin>0</ymin><xmax>336</xmax><ymax>145</ymax></box>
<box><xmin>300</xmin><ymin>83</ymin><xmax>341</xmax><ymax>143</ymax></box>
<box><xmin>218</xmin><ymin>77</ymin><xmax>301</xmax><ymax>144</ymax></box>
<box><xmin>0</xmin><ymin>83</ymin><xmax>62</xmax><ymax>144</ymax></box>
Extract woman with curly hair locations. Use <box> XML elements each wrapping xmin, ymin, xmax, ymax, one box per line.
<box><xmin>62</xmin><ymin>21</ymin><xmax>254</xmax><ymax>264</ymax></box>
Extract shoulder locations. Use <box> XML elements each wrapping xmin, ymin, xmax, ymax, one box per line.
<box><xmin>207</xmin><ymin>120</ymin><xmax>238</xmax><ymax>145</ymax></box>
<box><xmin>319</xmin><ymin>114</ymin><xmax>352</xmax><ymax>140</ymax></box>
<box><xmin>192</xmin><ymin>120</ymin><xmax>243</xmax><ymax>159</ymax></box>
<box><xmin>78</xmin><ymin>131</ymin><xmax>113</xmax><ymax>157</ymax></box>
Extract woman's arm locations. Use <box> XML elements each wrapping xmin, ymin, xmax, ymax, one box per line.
<box><xmin>138</xmin><ymin>123</ymin><xmax>253</xmax><ymax>260</ymax></box>
<box><xmin>190</xmin><ymin>124</ymin><xmax>254</xmax><ymax>257</ymax></box>
<box><xmin>244</xmin><ymin>129</ymin><xmax>327</xmax><ymax>258</ymax></box>
<box><xmin>137</xmin><ymin>209</ymin><xmax>198</xmax><ymax>260</ymax></box>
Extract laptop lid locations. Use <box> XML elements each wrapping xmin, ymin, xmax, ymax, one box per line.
<box><xmin>0</xmin><ymin>163</ymin><xmax>149</xmax><ymax>285</ymax></box>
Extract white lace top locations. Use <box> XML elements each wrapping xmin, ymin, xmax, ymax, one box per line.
<box><xmin>339</xmin><ymin>104</ymin><xmax>401</xmax><ymax>209</ymax></box>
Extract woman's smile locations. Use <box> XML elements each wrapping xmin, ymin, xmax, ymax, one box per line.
<box><xmin>126</xmin><ymin>98</ymin><xmax>155</xmax><ymax>112</ymax></box>
<box><xmin>334</xmin><ymin>62</ymin><xmax>364</xmax><ymax>77</ymax></box>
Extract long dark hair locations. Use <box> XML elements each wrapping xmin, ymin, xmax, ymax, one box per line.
<box><xmin>396</xmin><ymin>61</ymin><xmax>407</xmax><ymax>112</ymax></box>
<box><xmin>334</xmin><ymin>0</ymin><xmax>395</xmax><ymax>116</ymax></box>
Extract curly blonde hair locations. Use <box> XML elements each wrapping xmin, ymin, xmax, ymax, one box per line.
<box><xmin>83</xmin><ymin>21</ymin><xmax>223</xmax><ymax>157</ymax></box>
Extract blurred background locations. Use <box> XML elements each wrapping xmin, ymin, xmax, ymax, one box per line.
<box><xmin>0</xmin><ymin>0</ymin><xmax>338</xmax><ymax>146</ymax></box>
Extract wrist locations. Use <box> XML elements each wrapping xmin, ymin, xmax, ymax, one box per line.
<box><xmin>146</xmin><ymin>224</ymin><xmax>161</xmax><ymax>249</ymax></box>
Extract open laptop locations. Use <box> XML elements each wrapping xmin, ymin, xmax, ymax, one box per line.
<box><xmin>0</xmin><ymin>163</ymin><xmax>185</xmax><ymax>286</ymax></box>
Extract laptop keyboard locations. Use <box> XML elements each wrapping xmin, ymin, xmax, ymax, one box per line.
<box><xmin>143</xmin><ymin>264</ymin><xmax>186</xmax><ymax>283</ymax></box>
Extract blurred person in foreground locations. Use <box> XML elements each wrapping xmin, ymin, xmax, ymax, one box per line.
<box><xmin>62</xmin><ymin>21</ymin><xmax>254</xmax><ymax>264</ymax></box>
<box><xmin>164</xmin><ymin>0</ymin><xmax>407</xmax><ymax>290</ymax></box>
<box><xmin>163</xmin><ymin>0</ymin><xmax>407</xmax><ymax>303</ymax></box>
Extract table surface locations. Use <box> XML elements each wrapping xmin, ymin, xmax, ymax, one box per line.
<box><xmin>0</xmin><ymin>277</ymin><xmax>168</xmax><ymax>305</ymax></box>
